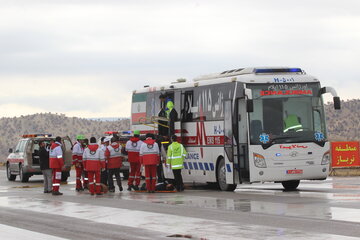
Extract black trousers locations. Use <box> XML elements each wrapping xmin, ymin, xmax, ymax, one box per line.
<box><xmin>108</xmin><ymin>168</ymin><xmax>122</xmax><ymax>190</ymax></box>
<box><xmin>101</xmin><ymin>169</ymin><xmax>108</xmax><ymax>186</ymax></box>
<box><xmin>172</xmin><ymin>169</ymin><xmax>184</xmax><ymax>191</ymax></box>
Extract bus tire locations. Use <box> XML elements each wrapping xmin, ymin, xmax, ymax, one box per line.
<box><xmin>19</xmin><ymin>164</ymin><xmax>29</xmax><ymax>183</ymax></box>
<box><xmin>216</xmin><ymin>158</ymin><xmax>237</xmax><ymax>191</ymax></box>
<box><xmin>281</xmin><ymin>180</ymin><xmax>300</xmax><ymax>191</ymax></box>
<box><xmin>7</xmin><ymin>163</ymin><xmax>16</xmax><ymax>181</ymax></box>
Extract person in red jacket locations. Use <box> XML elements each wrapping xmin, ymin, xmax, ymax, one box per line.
<box><xmin>72</xmin><ymin>135</ymin><xmax>86</xmax><ymax>192</ymax></box>
<box><xmin>105</xmin><ymin>137</ymin><xmax>123</xmax><ymax>192</ymax></box>
<box><xmin>125</xmin><ymin>130</ymin><xmax>143</xmax><ymax>191</ymax></box>
<box><xmin>83</xmin><ymin>137</ymin><xmax>105</xmax><ymax>195</ymax></box>
<box><xmin>49</xmin><ymin>136</ymin><xmax>64</xmax><ymax>196</ymax></box>
<box><xmin>140</xmin><ymin>133</ymin><xmax>160</xmax><ymax>193</ymax></box>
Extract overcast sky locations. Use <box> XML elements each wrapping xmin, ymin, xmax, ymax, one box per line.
<box><xmin>0</xmin><ymin>0</ymin><xmax>359</xmax><ymax>118</ymax></box>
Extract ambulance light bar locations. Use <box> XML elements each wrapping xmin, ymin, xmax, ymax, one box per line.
<box><xmin>254</xmin><ymin>68</ymin><xmax>303</xmax><ymax>74</ymax></box>
<box><xmin>22</xmin><ymin>134</ymin><xmax>52</xmax><ymax>138</ymax></box>
<box><xmin>104</xmin><ymin>131</ymin><xmax>119</xmax><ymax>135</ymax></box>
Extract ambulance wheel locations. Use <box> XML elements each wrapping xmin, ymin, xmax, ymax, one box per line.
<box><xmin>7</xmin><ymin>163</ymin><xmax>16</xmax><ymax>181</ymax></box>
<box><xmin>281</xmin><ymin>180</ymin><xmax>300</xmax><ymax>191</ymax></box>
<box><xmin>19</xmin><ymin>164</ymin><xmax>29</xmax><ymax>183</ymax></box>
<box><xmin>216</xmin><ymin>158</ymin><xmax>237</xmax><ymax>191</ymax></box>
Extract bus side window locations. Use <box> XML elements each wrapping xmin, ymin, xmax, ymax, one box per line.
<box><xmin>182</xmin><ymin>91</ymin><xmax>193</xmax><ymax>122</ymax></box>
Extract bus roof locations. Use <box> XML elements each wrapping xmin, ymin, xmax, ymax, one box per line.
<box><xmin>133</xmin><ymin>67</ymin><xmax>319</xmax><ymax>94</ymax></box>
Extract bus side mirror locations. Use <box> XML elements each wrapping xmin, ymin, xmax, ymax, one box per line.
<box><xmin>8</xmin><ymin>148</ymin><xmax>13</xmax><ymax>153</ymax></box>
<box><xmin>333</xmin><ymin>97</ymin><xmax>341</xmax><ymax>110</ymax></box>
<box><xmin>247</xmin><ymin>99</ymin><xmax>254</xmax><ymax>113</ymax></box>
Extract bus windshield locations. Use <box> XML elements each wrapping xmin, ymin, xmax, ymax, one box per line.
<box><xmin>247</xmin><ymin>83</ymin><xmax>327</xmax><ymax>146</ymax></box>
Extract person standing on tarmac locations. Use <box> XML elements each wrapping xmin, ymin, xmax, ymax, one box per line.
<box><xmin>105</xmin><ymin>137</ymin><xmax>123</xmax><ymax>192</ymax></box>
<box><xmin>100</xmin><ymin>137</ymin><xmax>109</xmax><ymax>186</ymax></box>
<box><xmin>49</xmin><ymin>136</ymin><xmax>64</xmax><ymax>196</ymax></box>
<box><xmin>39</xmin><ymin>141</ymin><xmax>52</xmax><ymax>193</ymax></box>
<box><xmin>125</xmin><ymin>130</ymin><xmax>143</xmax><ymax>191</ymax></box>
<box><xmin>167</xmin><ymin>135</ymin><xmax>187</xmax><ymax>192</ymax></box>
<box><xmin>140</xmin><ymin>133</ymin><xmax>160</xmax><ymax>193</ymax></box>
<box><xmin>72</xmin><ymin>135</ymin><xmax>86</xmax><ymax>191</ymax></box>
<box><xmin>83</xmin><ymin>137</ymin><xmax>105</xmax><ymax>195</ymax></box>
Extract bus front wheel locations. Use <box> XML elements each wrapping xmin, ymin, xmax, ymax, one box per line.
<box><xmin>217</xmin><ymin>158</ymin><xmax>237</xmax><ymax>191</ymax></box>
<box><xmin>281</xmin><ymin>180</ymin><xmax>300</xmax><ymax>191</ymax></box>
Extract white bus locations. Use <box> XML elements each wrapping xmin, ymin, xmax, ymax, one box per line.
<box><xmin>131</xmin><ymin>67</ymin><xmax>341</xmax><ymax>191</ymax></box>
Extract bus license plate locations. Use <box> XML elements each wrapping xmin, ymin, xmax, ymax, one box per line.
<box><xmin>286</xmin><ymin>169</ymin><xmax>303</xmax><ymax>174</ymax></box>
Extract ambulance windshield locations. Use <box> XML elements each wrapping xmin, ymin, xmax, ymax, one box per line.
<box><xmin>247</xmin><ymin>83</ymin><xmax>327</xmax><ymax>146</ymax></box>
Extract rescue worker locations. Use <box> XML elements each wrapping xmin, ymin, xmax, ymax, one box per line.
<box><xmin>125</xmin><ymin>130</ymin><xmax>143</xmax><ymax>191</ymax></box>
<box><xmin>100</xmin><ymin>137</ymin><xmax>109</xmax><ymax>186</ymax></box>
<box><xmin>72</xmin><ymin>134</ymin><xmax>86</xmax><ymax>191</ymax></box>
<box><xmin>167</xmin><ymin>135</ymin><xmax>187</xmax><ymax>192</ymax></box>
<box><xmin>81</xmin><ymin>138</ymin><xmax>89</xmax><ymax>189</ymax></box>
<box><xmin>105</xmin><ymin>137</ymin><xmax>123</xmax><ymax>192</ymax></box>
<box><xmin>284</xmin><ymin>114</ymin><xmax>303</xmax><ymax>132</ymax></box>
<box><xmin>49</xmin><ymin>136</ymin><xmax>64</xmax><ymax>196</ymax></box>
<box><xmin>165</xmin><ymin>99</ymin><xmax>178</xmax><ymax>137</ymax></box>
<box><xmin>158</xmin><ymin>94</ymin><xmax>168</xmax><ymax>136</ymax></box>
<box><xmin>140</xmin><ymin>133</ymin><xmax>160</xmax><ymax>193</ymax></box>
<box><xmin>83</xmin><ymin>137</ymin><xmax>105</xmax><ymax>195</ymax></box>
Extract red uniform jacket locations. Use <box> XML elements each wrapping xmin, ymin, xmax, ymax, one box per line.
<box><xmin>140</xmin><ymin>138</ymin><xmax>160</xmax><ymax>166</ymax></box>
<box><xmin>125</xmin><ymin>137</ymin><xmax>143</xmax><ymax>163</ymax></box>
<box><xmin>105</xmin><ymin>143</ymin><xmax>122</xmax><ymax>169</ymax></box>
<box><xmin>83</xmin><ymin>144</ymin><xmax>105</xmax><ymax>171</ymax></box>
<box><xmin>49</xmin><ymin>142</ymin><xmax>64</xmax><ymax>169</ymax></box>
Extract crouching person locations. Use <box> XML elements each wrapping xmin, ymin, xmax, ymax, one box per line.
<box><xmin>83</xmin><ymin>137</ymin><xmax>105</xmax><ymax>195</ymax></box>
<box><xmin>140</xmin><ymin>133</ymin><xmax>160</xmax><ymax>193</ymax></box>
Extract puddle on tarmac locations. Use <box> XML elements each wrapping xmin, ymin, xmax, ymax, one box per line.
<box><xmin>0</xmin><ymin>196</ymin><xmax>358</xmax><ymax>240</ymax></box>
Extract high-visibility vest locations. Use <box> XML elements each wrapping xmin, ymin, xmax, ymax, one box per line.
<box><xmin>284</xmin><ymin>114</ymin><xmax>303</xmax><ymax>132</ymax></box>
<box><xmin>167</xmin><ymin>142</ymin><xmax>187</xmax><ymax>170</ymax></box>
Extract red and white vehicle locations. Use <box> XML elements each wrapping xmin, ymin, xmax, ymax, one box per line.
<box><xmin>131</xmin><ymin>67</ymin><xmax>341</xmax><ymax>191</ymax></box>
<box><xmin>6</xmin><ymin>134</ymin><xmax>73</xmax><ymax>182</ymax></box>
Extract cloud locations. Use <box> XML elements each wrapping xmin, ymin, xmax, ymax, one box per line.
<box><xmin>0</xmin><ymin>0</ymin><xmax>359</xmax><ymax>117</ymax></box>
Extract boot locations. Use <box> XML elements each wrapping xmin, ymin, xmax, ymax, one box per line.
<box><xmin>132</xmin><ymin>185</ymin><xmax>139</xmax><ymax>191</ymax></box>
<box><xmin>119</xmin><ymin>186</ymin><xmax>123</xmax><ymax>192</ymax></box>
<box><xmin>52</xmin><ymin>191</ymin><xmax>63</xmax><ymax>196</ymax></box>
<box><xmin>127</xmin><ymin>185</ymin><xmax>133</xmax><ymax>191</ymax></box>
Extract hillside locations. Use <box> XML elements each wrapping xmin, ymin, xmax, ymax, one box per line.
<box><xmin>0</xmin><ymin>113</ymin><xmax>129</xmax><ymax>163</ymax></box>
<box><xmin>0</xmin><ymin>99</ymin><xmax>359</xmax><ymax>163</ymax></box>
<box><xmin>325</xmin><ymin>99</ymin><xmax>360</xmax><ymax>141</ymax></box>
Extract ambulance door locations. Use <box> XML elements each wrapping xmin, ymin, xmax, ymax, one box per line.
<box><xmin>237</xmin><ymin>99</ymin><xmax>250</xmax><ymax>183</ymax></box>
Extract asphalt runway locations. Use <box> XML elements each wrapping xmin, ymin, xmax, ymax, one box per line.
<box><xmin>0</xmin><ymin>170</ymin><xmax>360</xmax><ymax>239</ymax></box>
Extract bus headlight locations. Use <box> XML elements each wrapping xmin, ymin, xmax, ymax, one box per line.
<box><xmin>254</xmin><ymin>153</ymin><xmax>267</xmax><ymax>168</ymax></box>
<box><xmin>321</xmin><ymin>151</ymin><xmax>330</xmax><ymax>165</ymax></box>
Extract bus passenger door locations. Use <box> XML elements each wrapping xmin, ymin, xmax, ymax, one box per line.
<box><xmin>224</xmin><ymin>100</ymin><xmax>235</xmax><ymax>184</ymax></box>
<box><xmin>237</xmin><ymin>99</ymin><xmax>250</xmax><ymax>183</ymax></box>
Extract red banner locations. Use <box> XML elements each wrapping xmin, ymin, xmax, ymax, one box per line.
<box><xmin>331</xmin><ymin>142</ymin><xmax>360</xmax><ymax>168</ymax></box>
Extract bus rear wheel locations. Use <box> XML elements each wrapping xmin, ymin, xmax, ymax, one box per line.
<box><xmin>281</xmin><ymin>180</ymin><xmax>300</xmax><ymax>191</ymax></box>
<box><xmin>217</xmin><ymin>158</ymin><xmax>237</xmax><ymax>191</ymax></box>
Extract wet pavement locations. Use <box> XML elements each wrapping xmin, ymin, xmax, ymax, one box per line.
<box><xmin>0</xmin><ymin>170</ymin><xmax>360</xmax><ymax>239</ymax></box>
